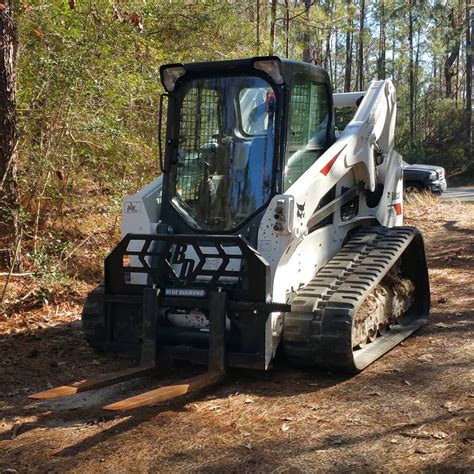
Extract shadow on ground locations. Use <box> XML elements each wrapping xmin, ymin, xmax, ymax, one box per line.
<box><xmin>1</xmin><ymin>302</ymin><xmax>473</xmax><ymax>469</ymax></box>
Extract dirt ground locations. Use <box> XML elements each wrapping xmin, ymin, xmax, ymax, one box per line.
<box><xmin>0</xmin><ymin>197</ymin><xmax>473</xmax><ymax>473</ymax></box>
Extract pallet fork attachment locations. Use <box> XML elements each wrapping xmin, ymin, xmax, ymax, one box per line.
<box><xmin>28</xmin><ymin>364</ymin><xmax>156</xmax><ymax>400</ymax></box>
<box><xmin>103</xmin><ymin>371</ymin><xmax>223</xmax><ymax>411</ymax></box>
<box><xmin>29</xmin><ymin>289</ymin><xmax>227</xmax><ymax>410</ymax></box>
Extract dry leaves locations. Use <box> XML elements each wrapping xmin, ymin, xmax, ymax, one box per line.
<box><xmin>417</xmin><ymin>354</ymin><xmax>434</xmax><ymax>362</ymax></box>
<box><xmin>442</xmin><ymin>401</ymin><xmax>462</xmax><ymax>413</ymax></box>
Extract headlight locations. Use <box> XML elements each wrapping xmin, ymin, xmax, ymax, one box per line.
<box><xmin>160</xmin><ymin>65</ymin><xmax>186</xmax><ymax>92</ymax></box>
<box><xmin>429</xmin><ymin>171</ymin><xmax>438</xmax><ymax>181</ymax></box>
<box><xmin>253</xmin><ymin>58</ymin><xmax>284</xmax><ymax>84</ymax></box>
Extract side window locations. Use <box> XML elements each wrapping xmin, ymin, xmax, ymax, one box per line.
<box><xmin>239</xmin><ymin>87</ymin><xmax>275</xmax><ymax>135</ymax></box>
<box><xmin>284</xmin><ymin>78</ymin><xmax>330</xmax><ymax>190</ymax></box>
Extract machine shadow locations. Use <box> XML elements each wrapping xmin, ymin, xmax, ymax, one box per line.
<box><xmin>2</xmin><ymin>306</ymin><xmax>472</xmax><ymax>459</ymax></box>
<box><xmin>0</xmin><ymin>319</ymin><xmax>346</xmax><ymax>445</ymax></box>
<box><xmin>423</xmin><ymin>219</ymin><xmax>473</xmax><ymax>270</ymax></box>
<box><xmin>54</xmin><ymin>352</ymin><xmax>473</xmax><ymax>463</ymax></box>
<box><xmin>443</xmin><ymin>219</ymin><xmax>474</xmax><ymax>236</ymax></box>
<box><xmin>0</xmin><ymin>320</ymin><xmax>132</xmax><ymax>434</ymax></box>
<box><xmin>51</xmin><ymin>365</ymin><xmax>348</xmax><ymax>459</ymax></box>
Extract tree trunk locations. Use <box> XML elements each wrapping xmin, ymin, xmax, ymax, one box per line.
<box><xmin>466</xmin><ymin>0</ymin><xmax>472</xmax><ymax>159</ymax></box>
<box><xmin>377</xmin><ymin>0</ymin><xmax>386</xmax><ymax>79</ymax></box>
<box><xmin>455</xmin><ymin>52</ymin><xmax>460</xmax><ymax>106</ymax></box>
<box><xmin>314</xmin><ymin>39</ymin><xmax>322</xmax><ymax>64</ymax></box>
<box><xmin>323</xmin><ymin>0</ymin><xmax>331</xmax><ymax>72</ymax></box>
<box><xmin>344</xmin><ymin>0</ymin><xmax>352</xmax><ymax>92</ymax></box>
<box><xmin>324</xmin><ymin>34</ymin><xmax>331</xmax><ymax>71</ymax></box>
<box><xmin>445</xmin><ymin>48</ymin><xmax>460</xmax><ymax>98</ymax></box>
<box><xmin>256</xmin><ymin>0</ymin><xmax>260</xmax><ymax>55</ymax></box>
<box><xmin>356</xmin><ymin>0</ymin><xmax>365</xmax><ymax>90</ymax></box>
<box><xmin>269</xmin><ymin>0</ymin><xmax>277</xmax><ymax>55</ymax></box>
<box><xmin>444</xmin><ymin>6</ymin><xmax>461</xmax><ymax>98</ymax></box>
<box><xmin>414</xmin><ymin>28</ymin><xmax>421</xmax><ymax>135</ymax></box>
<box><xmin>334</xmin><ymin>25</ymin><xmax>338</xmax><ymax>88</ymax></box>
<box><xmin>391</xmin><ymin>25</ymin><xmax>395</xmax><ymax>80</ymax></box>
<box><xmin>0</xmin><ymin>0</ymin><xmax>19</xmax><ymax>266</ymax></box>
<box><xmin>285</xmin><ymin>0</ymin><xmax>290</xmax><ymax>58</ymax></box>
<box><xmin>303</xmin><ymin>0</ymin><xmax>312</xmax><ymax>62</ymax></box>
<box><xmin>408</xmin><ymin>0</ymin><xmax>414</xmax><ymax>145</ymax></box>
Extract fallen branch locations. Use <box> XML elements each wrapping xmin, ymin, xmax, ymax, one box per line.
<box><xmin>0</xmin><ymin>272</ymin><xmax>34</xmax><ymax>277</ymax></box>
<box><xmin>10</xmin><ymin>288</ymin><xmax>38</xmax><ymax>306</ymax></box>
<box><xmin>60</xmin><ymin>234</ymin><xmax>92</xmax><ymax>263</ymax></box>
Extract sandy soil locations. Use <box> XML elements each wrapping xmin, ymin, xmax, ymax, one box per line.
<box><xmin>0</xmin><ymin>197</ymin><xmax>473</xmax><ymax>473</ymax></box>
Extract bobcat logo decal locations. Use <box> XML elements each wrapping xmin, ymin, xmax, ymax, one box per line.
<box><xmin>296</xmin><ymin>202</ymin><xmax>305</xmax><ymax>219</ymax></box>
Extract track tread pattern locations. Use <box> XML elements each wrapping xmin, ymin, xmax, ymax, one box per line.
<box><xmin>283</xmin><ymin>226</ymin><xmax>429</xmax><ymax>372</ymax></box>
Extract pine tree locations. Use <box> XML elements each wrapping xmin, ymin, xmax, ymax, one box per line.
<box><xmin>0</xmin><ymin>0</ymin><xmax>19</xmax><ymax>265</ymax></box>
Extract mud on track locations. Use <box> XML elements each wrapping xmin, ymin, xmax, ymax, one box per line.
<box><xmin>1</xmin><ymin>198</ymin><xmax>473</xmax><ymax>473</ymax></box>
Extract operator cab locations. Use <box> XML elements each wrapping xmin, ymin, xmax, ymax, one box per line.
<box><xmin>159</xmin><ymin>56</ymin><xmax>335</xmax><ymax>239</ymax></box>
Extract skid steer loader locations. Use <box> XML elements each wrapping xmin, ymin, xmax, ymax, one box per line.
<box><xmin>30</xmin><ymin>57</ymin><xmax>430</xmax><ymax>410</ymax></box>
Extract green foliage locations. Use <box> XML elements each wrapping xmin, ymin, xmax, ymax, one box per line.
<box><xmin>422</xmin><ymin>99</ymin><xmax>467</xmax><ymax>172</ymax></box>
<box><xmin>15</xmin><ymin>0</ymin><xmax>255</xmax><ymax>227</ymax></box>
<box><xmin>6</xmin><ymin>0</ymin><xmax>471</xmax><ymax>274</ymax></box>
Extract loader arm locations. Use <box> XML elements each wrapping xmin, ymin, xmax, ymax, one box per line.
<box><xmin>259</xmin><ymin>80</ymin><xmax>404</xmax><ymax>322</ymax></box>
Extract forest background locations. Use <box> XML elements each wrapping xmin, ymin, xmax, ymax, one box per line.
<box><xmin>0</xmin><ymin>0</ymin><xmax>472</xmax><ymax>301</ymax></box>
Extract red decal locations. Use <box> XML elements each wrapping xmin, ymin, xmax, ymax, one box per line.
<box><xmin>320</xmin><ymin>145</ymin><xmax>347</xmax><ymax>176</ymax></box>
<box><xmin>393</xmin><ymin>203</ymin><xmax>402</xmax><ymax>215</ymax></box>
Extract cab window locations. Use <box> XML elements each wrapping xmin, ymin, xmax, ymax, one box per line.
<box><xmin>284</xmin><ymin>78</ymin><xmax>330</xmax><ymax>190</ymax></box>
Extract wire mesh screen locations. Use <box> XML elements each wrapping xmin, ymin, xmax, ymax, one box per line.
<box><xmin>289</xmin><ymin>83</ymin><xmax>311</xmax><ymax>147</ymax></box>
<box><xmin>285</xmin><ymin>81</ymin><xmax>329</xmax><ymax>190</ymax></box>
<box><xmin>178</xmin><ymin>86</ymin><xmax>219</xmax><ymax>201</ymax></box>
<box><xmin>288</xmin><ymin>82</ymin><xmax>327</xmax><ymax>147</ymax></box>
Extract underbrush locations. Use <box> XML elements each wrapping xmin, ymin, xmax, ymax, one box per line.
<box><xmin>0</xmin><ymin>189</ymin><xmax>121</xmax><ymax>316</ymax></box>
<box><xmin>1</xmin><ymin>189</ymin><xmax>470</xmax><ymax>318</ymax></box>
<box><xmin>404</xmin><ymin>190</ymin><xmax>441</xmax><ymax>207</ymax></box>
<box><xmin>404</xmin><ymin>191</ymin><xmax>470</xmax><ymax>227</ymax></box>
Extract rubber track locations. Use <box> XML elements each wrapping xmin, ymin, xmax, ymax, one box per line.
<box><xmin>282</xmin><ymin>226</ymin><xmax>430</xmax><ymax>372</ymax></box>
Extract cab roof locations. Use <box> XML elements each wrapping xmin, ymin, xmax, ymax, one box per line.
<box><xmin>160</xmin><ymin>56</ymin><xmax>330</xmax><ymax>89</ymax></box>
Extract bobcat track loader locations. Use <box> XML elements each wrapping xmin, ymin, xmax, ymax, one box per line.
<box><xmin>30</xmin><ymin>57</ymin><xmax>430</xmax><ymax>410</ymax></box>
